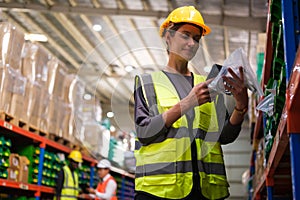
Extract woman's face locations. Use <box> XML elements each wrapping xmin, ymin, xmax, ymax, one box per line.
<box><xmin>167</xmin><ymin>24</ymin><xmax>202</xmax><ymax>61</ymax></box>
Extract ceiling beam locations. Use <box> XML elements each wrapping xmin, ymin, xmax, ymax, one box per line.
<box><xmin>37</xmin><ymin>13</ymin><xmax>87</xmax><ymax>62</ymax></box>
<box><xmin>79</xmin><ymin>15</ymin><xmax>124</xmax><ymax>66</ymax></box>
<box><xmin>130</xmin><ymin>19</ymin><xmax>160</xmax><ymax>71</ymax></box>
<box><xmin>102</xmin><ymin>15</ymin><xmax>143</xmax><ymax>69</ymax></box>
<box><xmin>142</xmin><ymin>0</ymin><xmax>151</xmax><ymax>11</ymax></box>
<box><xmin>52</xmin><ymin>13</ymin><xmax>110</xmax><ymax>70</ymax></box>
<box><xmin>0</xmin><ymin>2</ymin><xmax>267</xmax><ymax>31</ymax></box>
<box><xmin>90</xmin><ymin>0</ymin><xmax>101</xmax><ymax>8</ymax></box>
<box><xmin>68</xmin><ymin>0</ymin><xmax>77</xmax><ymax>7</ymax></box>
<box><xmin>3</xmin><ymin>11</ymin><xmax>81</xmax><ymax>69</ymax></box>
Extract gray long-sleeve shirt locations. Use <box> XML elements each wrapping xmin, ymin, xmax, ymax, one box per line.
<box><xmin>134</xmin><ymin>71</ymin><xmax>242</xmax><ymax>146</ymax></box>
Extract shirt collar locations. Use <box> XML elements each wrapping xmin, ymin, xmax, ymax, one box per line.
<box><xmin>102</xmin><ymin>173</ymin><xmax>111</xmax><ymax>181</ymax></box>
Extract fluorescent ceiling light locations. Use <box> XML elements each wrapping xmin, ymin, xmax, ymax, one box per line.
<box><xmin>107</xmin><ymin>111</ymin><xmax>114</xmax><ymax>118</ymax></box>
<box><xmin>93</xmin><ymin>24</ymin><xmax>102</xmax><ymax>32</ymax></box>
<box><xmin>83</xmin><ymin>93</ymin><xmax>92</xmax><ymax>100</ymax></box>
<box><xmin>110</xmin><ymin>125</ymin><xmax>116</xmax><ymax>132</ymax></box>
<box><xmin>125</xmin><ymin>65</ymin><xmax>135</xmax><ymax>72</ymax></box>
<box><xmin>24</xmin><ymin>33</ymin><xmax>48</xmax><ymax>42</ymax></box>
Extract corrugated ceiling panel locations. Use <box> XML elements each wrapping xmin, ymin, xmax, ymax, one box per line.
<box><xmin>73</xmin><ymin>0</ymin><xmax>94</xmax><ymax>7</ymax></box>
<box><xmin>175</xmin><ymin>0</ymin><xmax>196</xmax><ymax>8</ymax></box>
<box><xmin>148</xmin><ymin>0</ymin><xmax>169</xmax><ymax>12</ymax></box>
<box><xmin>133</xmin><ymin>17</ymin><xmax>166</xmax><ymax>68</ymax></box>
<box><xmin>224</xmin><ymin>0</ymin><xmax>249</xmax><ymax>17</ymax></box>
<box><xmin>134</xmin><ymin>49</ymin><xmax>156</xmax><ymax>67</ymax></box>
<box><xmin>98</xmin><ymin>0</ymin><xmax>118</xmax><ymax>8</ymax></box>
<box><xmin>197</xmin><ymin>0</ymin><xmax>223</xmax><ymax>15</ymax></box>
<box><xmin>111</xmin><ymin>16</ymin><xmax>149</xmax><ymax>67</ymax></box>
<box><xmin>52</xmin><ymin>0</ymin><xmax>70</xmax><ymax>6</ymax></box>
<box><xmin>123</xmin><ymin>0</ymin><xmax>143</xmax><ymax>10</ymax></box>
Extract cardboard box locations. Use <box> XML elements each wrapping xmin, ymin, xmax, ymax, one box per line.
<box><xmin>0</xmin><ymin>22</ymin><xmax>24</xmax><ymax>70</ymax></box>
<box><xmin>47</xmin><ymin>95</ymin><xmax>59</xmax><ymax>135</ymax></box>
<box><xmin>56</xmin><ymin>102</ymin><xmax>72</xmax><ymax>139</ymax></box>
<box><xmin>21</xmin><ymin>42</ymin><xmax>50</xmax><ymax>85</ymax></box>
<box><xmin>0</xmin><ymin>68</ymin><xmax>13</xmax><ymax>112</ymax></box>
<box><xmin>18</xmin><ymin>156</ymin><xmax>29</xmax><ymax>183</ymax></box>
<box><xmin>46</xmin><ymin>58</ymin><xmax>67</xmax><ymax>98</ymax></box>
<box><xmin>62</xmin><ymin>74</ymin><xmax>77</xmax><ymax>103</ymax></box>
<box><xmin>8</xmin><ymin>70</ymin><xmax>26</xmax><ymax>118</ymax></box>
<box><xmin>62</xmin><ymin>105</ymin><xmax>74</xmax><ymax>141</ymax></box>
<box><xmin>38</xmin><ymin>88</ymin><xmax>50</xmax><ymax>133</ymax></box>
<box><xmin>7</xmin><ymin>168</ymin><xmax>19</xmax><ymax>181</ymax></box>
<box><xmin>26</xmin><ymin>82</ymin><xmax>42</xmax><ymax>127</ymax></box>
<box><xmin>9</xmin><ymin>153</ymin><xmax>20</xmax><ymax>169</ymax></box>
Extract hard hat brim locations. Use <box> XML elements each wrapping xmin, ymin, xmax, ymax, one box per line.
<box><xmin>69</xmin><ymin>156</ymin><xmax>83</xmax><ymax>163</ymax></box>
<box><xmin>159</xmin><ymin>20</ymin><xmax>211</xmax><ymax>37</ymax></box>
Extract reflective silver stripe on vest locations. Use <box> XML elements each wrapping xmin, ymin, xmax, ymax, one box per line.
<box><xmin>60</xmin><ymin>194</ymin><xmax>77</xmax><ymax>199</ymax></box>
<box><xmin>135</xmin><ymin>127</ymin><xmax>220</xmax><ymax>150</ymax></box>
<box><xmin>135</xmin><ymin>160</ymin><xmax>226</xmax><ymax>178</ymax></box>
<box><xmin>63</xmin><ymin>186</ymin><xmax>79</xmax><ymax>190</ymax></box>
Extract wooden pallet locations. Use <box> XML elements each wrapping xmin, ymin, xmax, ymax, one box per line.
<box><xmin>48</xmin><ymin>133</ymin><xmax>74</xmax><ymax>148</ymax></box>
<box><xmin>21</xmin><ymin>123</ymin><xmax>49</xmax><ymax>137</ymax></box>
<box><xmin>0</xmin><ymin>112</ymin><xmax>49</xmax><ymax>138</ymax></box>
<box><xmin>0</xmin><ymin>112</ymin><xmax>25</xmax><ymax>128</ymax></box>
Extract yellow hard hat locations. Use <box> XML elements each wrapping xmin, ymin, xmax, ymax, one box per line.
<box><xmin>68</xmin><ymin>150</ymin><xmax>83</xmax><ymax>163</ymax></box>
<box><xmin>159</xmin><ymin>6</ymin><xmax>211</xmax><ymax>37</ymax></box>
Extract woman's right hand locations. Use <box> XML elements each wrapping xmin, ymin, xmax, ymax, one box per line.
<box><xmin>187</xmin><ymin>79</ymin><xmax>215</xmax><ymax>107</ymax></box>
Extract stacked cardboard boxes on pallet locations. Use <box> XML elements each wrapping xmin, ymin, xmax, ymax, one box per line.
<box><xmin>0</xmin><ymin>21</ymin><xmax>105</xmax><ymax>157</ymax></box>
<box><xmin>0</xmin><ymin>22</ymin><xmax>25</xmax><ymax>123</ymax></box>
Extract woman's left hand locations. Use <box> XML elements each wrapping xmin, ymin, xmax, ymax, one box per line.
<box><xmin>222</xmin><ymin>66</ymin><xmax>248</xmax><ymax>110</ymax></box>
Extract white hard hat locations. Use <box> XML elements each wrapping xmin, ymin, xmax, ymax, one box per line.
<box><xmin>97</xmin><ymin>159</ymin><xmax>111</xmax><ymax>169</ymax></box>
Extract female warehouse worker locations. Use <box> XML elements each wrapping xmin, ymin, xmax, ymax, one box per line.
<box><xmin>134</xmin><ymin>6</ymin><xmax>249</xmax><ymax>200</ymax></box>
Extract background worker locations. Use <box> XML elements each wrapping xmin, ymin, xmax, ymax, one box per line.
<box><xmin>134</xmin><ymin>5</ymin><xmax>249</xmax><ymax>200</ymax></box>
<box><xmin>54</xmin><ymin>150</ymin><xmax>83</xmax><ymax>200</ymax></box>
<box><xmin>88</xmin><ymin>159</ymin><xmax>118</xmax><ymax>200</ymax></box>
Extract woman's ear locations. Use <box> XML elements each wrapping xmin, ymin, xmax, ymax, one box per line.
<box><xmin>164</xmin><ymin>31</ymin><xmax>171</xmax><ymax>44</ymax></box>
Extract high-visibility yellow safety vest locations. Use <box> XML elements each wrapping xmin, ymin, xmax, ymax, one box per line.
<box><xmin>57</xmin><ymin>165</ymin><xmax>79</xmax><ymax>200</ymax></box>
<box><xmin>135</xmin><ymin>71</ymin><xmax>229</xmax><ymax>199</ymax></box>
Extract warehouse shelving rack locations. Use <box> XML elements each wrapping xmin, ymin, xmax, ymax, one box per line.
<box><xmin>0</xmin><ymin>118</ymin><xmax>96</xmax><ymax>199</ymax></box>
<box><xmin>251</xmin><ymin>0</ymin><xmax>300</xmax><ymax>199</ymax></box>
<box><xmin>0</xmin><ymin>118</ymin><xmax>135</xmax><ymax>199</ymax></box>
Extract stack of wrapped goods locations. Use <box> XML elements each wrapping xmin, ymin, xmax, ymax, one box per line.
<box><xmin>61</xmin><ymin>74</ymin><xmax>82</xmax><ymax>144</ymax></box>
<box><xmin>0</xmin><ymin>21</ymin><xmax>106</xmax><ymax>159</ymax></box>
<box><xmin>21</xmin><ymin>43</ymin><xmax>72</xmax><ymax>141</ymax></box>
<box><xmin>46</xmin><ymin>57</ymin><xmax>67</xmax><ymax>139</ymax></box>
<box><xmin>72</xmin><ymin>92</ymin><xmax>106</xmax><ymax>157</ymax></box>
<box><xmin>61</xmin><ymin>73</ymin><xmax>106</xmax><ymax>155</ymax></box>
<box><xmin>0</xmin><ymin>22</ymin><xmax>25</xmax><ymax>124</ymax></box>
<box><xmin>21</xmin><ymin>42</ymin><xmax>51</xmax><ymax>134</ymax></box>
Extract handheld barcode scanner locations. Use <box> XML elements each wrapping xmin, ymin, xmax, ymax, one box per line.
<box><xmin>207</xmin><ymin>64</ymin><xmax>232</xmax><ymax>95</ymax></box>
<box><xmin>206</xmin><ymin>64</ymin><xmax>222</xmax><ymax>80</ymax></box>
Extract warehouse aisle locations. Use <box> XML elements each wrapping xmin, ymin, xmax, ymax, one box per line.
<box><xmin>223</xmin><ymin>118</ymin><xmax>252</xmax><ymax>200</ymax></box>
